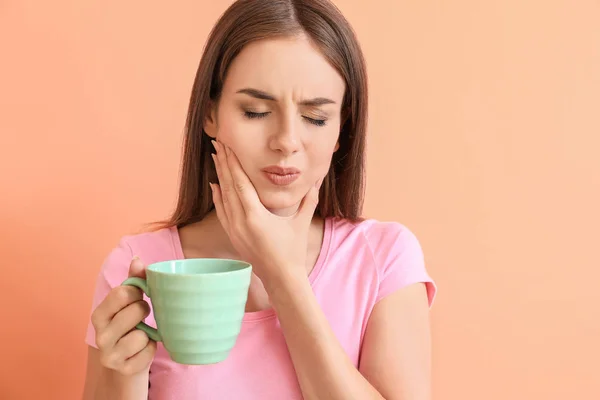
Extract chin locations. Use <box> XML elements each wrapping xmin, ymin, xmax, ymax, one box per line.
<box><xmin>256</xmin><ymin>190</ymin><xmax>303</xmax><ymax>214</ymax></box>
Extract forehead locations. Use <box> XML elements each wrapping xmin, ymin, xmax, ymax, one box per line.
<box><xmin>223</xmin><ymin>36</ymin><xmax>346</xmax><ymax>101</ymax></box>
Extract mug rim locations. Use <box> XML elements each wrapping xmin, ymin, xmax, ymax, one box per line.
<box><xmin>146</xmin><ymin>258</ymin><xmax>252</xmax><ymax>277</ymax></box>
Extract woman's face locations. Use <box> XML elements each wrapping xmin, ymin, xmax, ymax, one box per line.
<box><xmin>204</xmin><ymin>35</ymin><xmax>346</xmax><ymax>216</ymax></box>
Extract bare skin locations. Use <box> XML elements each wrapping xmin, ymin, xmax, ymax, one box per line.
<box><xmin>82</xmin><ymin>35</ymin><xmax>431</xmax><ymax>400</ymax></box>
<box><xmin>177</xmin><ymin>211</ymin><xmax>326</xmax><ymax>313</ymax></box>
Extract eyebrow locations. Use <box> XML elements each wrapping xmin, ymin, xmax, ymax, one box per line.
<box><xmin>236</xmin><ymin>88</ymin><xmax>336</xmax><ymax>106</ymax></box>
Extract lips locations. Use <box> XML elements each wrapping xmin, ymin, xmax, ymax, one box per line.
<box><xmin>261</xmin><ymin>165</ymin><xmax>301</xmax><ymax>186</ymax></box>
<box><xmin>261</xmin><ymin>166</ymin><xmax>301</xmax><ymax>175</ymax></box>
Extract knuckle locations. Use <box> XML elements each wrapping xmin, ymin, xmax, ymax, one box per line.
<box><xmin>131</xmin><ymin>329</ymin><xmax>150</xmax><ymax>347</ymax></box>
<box><xmin>221</xmin><ymin>183</ymin><xmax>232</xmax><ymax>193</ymax></box>
<box><xmin>90</xmin><ymin>309</ymin><xmax>101</xmax><ymax>328</ymax></box>
<box><xmin>234</xmin><ymin>182</ymin><xmax>246</xmax><ymax>193</ymax></box>
<box><xmin>108</xmin><ymin>352</ymin><xmax>122</xmax><ymax>368</ymax></box>
<box><xmin>95</xmin><ymin>330</ymin><xmax>111</xmax><ymax>350</ymax></box>
<box><xmin>114</xmin><ymin>286</ymin><xmax>132</xmax><ymax>303</ymax></box>
<box><xmin>100</xmin><ymin>350</ymin><xmax>120</xmax><ymax>369</ymax></box>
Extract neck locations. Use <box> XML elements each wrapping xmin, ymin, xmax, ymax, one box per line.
<box><xmin>177</xmin><ymin>209</ymin><xmax>324</xmax><ymax>262</ymax></box>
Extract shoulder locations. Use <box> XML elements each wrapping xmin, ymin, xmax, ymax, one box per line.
<box><xmin>119</xmin><ymin>226</ymin><xmax>180</xmax><ymax>264</ymax></box>
<box><xmin>329</xmin><ymin>217</ymin><xmax>436</xmax><ymax>305</ymax></box>
<box><xmin>98</xmin><ymin>227</ymin><xmax>179</xmax><ymax>282</ymax></box>
<box><xmin>330</xmin><ymin>217</ymin><xmax>422</xmax><ymax>257</ymax></box>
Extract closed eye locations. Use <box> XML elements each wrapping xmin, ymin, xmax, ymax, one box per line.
<box><xmin>244</xmin><ymin>111</ymin><xmax>270</xmax><ymax>119</ymax></box>
<box><xmin>303</xmin><ymin>116</ymin><xmax>327</xmax><ymax>127</ymax></box>
<box><xmin>244</xmin><ymin>111</ymin><xmax>327</xmax><ymax>127</ymax></box>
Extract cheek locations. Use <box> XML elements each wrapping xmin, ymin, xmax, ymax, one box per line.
<box><xmin>215</xmin><ymin>119</ymin><xmax>262</xmax><ymax>173</ymax></box>
<box><xmin>314</xmin><ymin>126</ymin><xmax>340</xmax><ymax>156</ymax></box>
<box><xmin>309</xmin><ymin>141</ymin><xmax>338</xmax><ymax>174</ymax></box>
<box><xmin>215</xmin><ymin>110</ymin><xmax>254</xmax><ymax>150</ymax></box>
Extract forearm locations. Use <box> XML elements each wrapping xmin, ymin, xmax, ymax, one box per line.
<box><xmin>93</xmin><ymin>369</ymin><xmax>149</xmax><ymax>400</ymax></box>
<box><xmin>265</xmin><ymin>270</ymin><xmax>384</xmax><ymax>400</ymax></box>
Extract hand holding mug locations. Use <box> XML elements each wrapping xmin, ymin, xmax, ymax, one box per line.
<box><xmin>91</xmin><ymin>257</ymin><xmax>156</xmax><ymax>376</ymax></box>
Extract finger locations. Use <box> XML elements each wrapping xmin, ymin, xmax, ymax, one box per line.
<box><xmin>92</xmin><ymin>285</ymin><xmax>144</xmax><ymax>332</ymax></box>
<box><xmin>295</xmin><ymin>178</ymin><xmax>322</xmax><ymax>225</ymax></box>
<box><xmin>224</xmin><ymin>145</ymin><xmax>262</xmax><ymax>213</ymax></box>
<box><xmin>212</xmin><ymin>140</ymin><xmax>244</xmax><ymax>219</ymax></box>
<box><xmin>121</xmin><ymin>340</ymin><xmax>157</xmax><ymax>376</ymax></box>
<box><xmin>128</xmin><ymin>256</ymin><xmax>147</xmax><ymax>279</ymax></box>
<box><xmin>97</xmin><ymin>300</ymin><xmax>150</xmax><ymax>351</ymax></box>
<box><xmin>114</xmin><ymin>329</ymin><xmax>150</xmax><ymax>361</ymax></box>
<box><xmin>102</xmin><ymin>329</ymin><xmax>149</xmax><ymax>371</ymax></box>
<box><xmin>210</xmin><ymin>183</ymin><xmax>230</xmax><ymax>234</ymax></box>
<box><xmin>211</xmin><ymin>152</ymin><xmax>233</xmax><ymax>224</ymax></box>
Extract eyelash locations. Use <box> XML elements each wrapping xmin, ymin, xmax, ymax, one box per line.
<box><xmin>244</xmin><ymin>111</ymin><xmax>327</xmax><ymax>127</ymax></box>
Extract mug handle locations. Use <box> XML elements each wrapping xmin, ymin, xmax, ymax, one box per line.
<box><xmin>121</xmin><ymin>277</ymin><xmax>162</xmax><ymax>342</ymax></box>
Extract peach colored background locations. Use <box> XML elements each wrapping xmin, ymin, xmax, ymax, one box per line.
<box><xmin>1</xmin><ymin>1</ymin><xmax>599</xmax><ymax>399</ymax></box>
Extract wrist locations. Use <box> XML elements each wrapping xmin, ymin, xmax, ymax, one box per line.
<box><xmin>262</xmin><ymin>265</ymin><xmax>308</xmax><ymax>299</ymax></box>
<box><xmin>97</xmin><ymin>368</ymin><xmax>149</xmax><ymax>399</ymax></box>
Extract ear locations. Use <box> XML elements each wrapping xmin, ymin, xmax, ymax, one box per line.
<box><xmin>334</xmin><ymin>141</ymin><xmax>340</xmax><ymax>152</ymax></box>
<box><xmin>203</xmin><ymin>101</ymin><xmax>218</xmax><ymax>138</ymax></box>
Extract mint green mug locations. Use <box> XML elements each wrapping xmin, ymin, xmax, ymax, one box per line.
<box><xmin>121</xmin><ymin>258</ymin><xmax>252</xmax><ymax>365</ymax></box>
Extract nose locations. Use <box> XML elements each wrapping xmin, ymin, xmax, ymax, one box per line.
<box><xmin>268</xmin><ymin>114</ymin><xmax>301</xmax><ymax>156</ymax></box>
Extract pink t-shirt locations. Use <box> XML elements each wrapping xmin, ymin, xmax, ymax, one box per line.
<box><xmin>85</xmin><ymin>217</ymin><xmax>436</xmax><ymax>400</ymax></box>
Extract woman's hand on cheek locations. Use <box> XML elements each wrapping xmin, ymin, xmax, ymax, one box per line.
<box><xmin>209</xmin><ymin>140</ymin><xmax>322</xmax><ymax>287</ymax></box>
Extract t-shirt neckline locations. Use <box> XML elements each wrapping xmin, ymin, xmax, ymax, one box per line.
<box><xmin>168</xmin><ymin>217</ymin><xmax>333</xmax><ymax>322</ymax></box>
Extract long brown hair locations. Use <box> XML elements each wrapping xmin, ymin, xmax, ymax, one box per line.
<box><xmin>164</xmin><ymin>0</ymin><xmax>368</xmax><ymax>229</ymax></box>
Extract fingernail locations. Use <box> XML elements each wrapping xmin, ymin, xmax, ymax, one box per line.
<box><xmin>211</xmin><ymin>140</ymin><xmax>218</xmax><ymax>152</ymax></box>
<box><xmin>209</xmin><ymin>183</ymin><xmax>214</xmax><ymax>192</ymax></box>
<box><xmin>211</xmin><ymin>153</ymin><xmax>217</xmax><ymax>164</ymax></box>
<box><xmin>132</xmin><ymin>255</ymin><xmax>140</xmax><ymax>261</ymax></box>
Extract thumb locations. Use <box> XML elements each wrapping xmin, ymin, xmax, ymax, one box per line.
<box><xmin>296</xmin><ymin>178</ymin><xmax>322</xmax><ymax>223</ymax></box>
<box><xmin>128</xmin><ymin>256</ymin><xmax>147</xmax><ymax>279</ymax></box>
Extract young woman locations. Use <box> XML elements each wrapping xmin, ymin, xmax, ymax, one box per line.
<box><xmin>82</xmin><ymin>1</ymin><xmax>436</xmax><ymax>399</ymax></box>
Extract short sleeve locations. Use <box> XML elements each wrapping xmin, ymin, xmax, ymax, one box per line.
<box><xmin>368</xmin><ymin>222</ymin><xmax>437</xmax><ymax>306</ymax></box>
<box><xmin>85</xmin><ymin>237</ymin><xmax>134</xmax><ymax>348</ymax></box>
